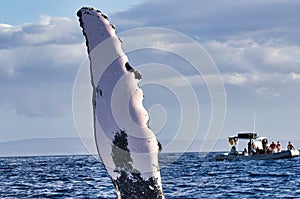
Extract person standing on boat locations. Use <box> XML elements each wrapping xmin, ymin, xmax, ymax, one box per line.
<box><xmin>269</xmin><ymin>141</ymin><xmax>276</xmax><ymax>153</ymax></box>
<box><xmin>262</xmin><ymin>138</ymin><xmax>268</xmax><ymax>154</ymax></box>
<box><xmin>287</xmin><ymin>141</ymin><xmax>295</xmax><ymax>150</ymax></box>
<box><xmin>248</xmin><ymin>141</ymin><xmax>252</xmax><ymax>155</ymax></box>
<box><xmin>276</xmin><ymin>141</ymin><xmax>282</xmax><ymax>152</ymax></box>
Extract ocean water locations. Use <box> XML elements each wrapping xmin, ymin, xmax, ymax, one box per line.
<box><xmin>0</xmin><ymin>152</ymin><xmax>299</xmax><ymax>198</ymax></box>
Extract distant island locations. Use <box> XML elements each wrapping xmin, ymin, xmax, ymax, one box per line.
<box><xmin>0</xmin><ymin>137</ymin><xmax>298</xmax><ymax>157</ymax></box>
<box><xmin>0</xmin><ymin>137</ymin><xmax>96</xmax><ymax>157</ymax></box>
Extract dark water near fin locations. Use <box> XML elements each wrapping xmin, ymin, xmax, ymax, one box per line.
<box><xmin>0</xmin><ymin>153</ymin><xmax>299</xmax><ymax>198</ymax></box>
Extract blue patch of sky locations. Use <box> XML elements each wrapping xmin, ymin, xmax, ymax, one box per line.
<box><xmin>0</xmin><ymin>0</ymin><xmax>145</xmax><ymax>25</ymax></box>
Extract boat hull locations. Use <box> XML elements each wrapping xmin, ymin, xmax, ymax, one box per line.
<box><xmin>215</xmin><ymin>150</ymin><xmax>299</xmax><ymax>161</ymax></box>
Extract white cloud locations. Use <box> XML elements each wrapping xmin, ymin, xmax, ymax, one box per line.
<box><xmin>0</xmin><ymin>16</ymin><xmax>86</xmax><ymax>117</ymax></box>
<box><xmin>0</xmin><ymin>15</ymin><xmax>82</xmax><ymax>49</ymax></box>
<box><xmin>255</xmin><ymin>87</ymin><xmax>280</xmax><ymax>97</ymax></box>
<box><xmin>150</xmin><ymin>69</ymin><xmax>300</xmax><ymax>99</ymax></box>
<box><xmin>203</xmin><ymin>39</ymin><xmax>300</xmax><ymax>73</ymax></box>
<box><xmin>126</xmin><ymin>37</ymin><xmax>300</xmax><ymax>101</ymax></box>
<box><xmin>111</xmin><ymin>0</ymin><xmax>300</xmax><ymax>105</ymax></box>
<box><xmin>290</xmin><ymin>72</ymin><xmax>300</xmax><ymax>80</ymax></box>
<box><xmin>222</xmin><ymin>73</ymin><xmax>247</xmax><ymax>86</ymax></box>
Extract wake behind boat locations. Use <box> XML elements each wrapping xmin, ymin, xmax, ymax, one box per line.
<box><xmin>215</xmin><ymin>132</ymin><xmax>299</xmax><ymax>161</ymax></box>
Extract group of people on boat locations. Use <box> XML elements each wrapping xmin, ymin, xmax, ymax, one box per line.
<box><xmin>229</xmin><ymin>139</ymin><xmax>296</xmax><ymax>156</ymax></box>
<box><xmin>260</xmin><ymin>139</ymin><xmax>282</xmax><ymax>154</ymax></box>
<box><xmin>248</xmin><ymin>139</ymin><xmax>295</xmax><ymax>155</ymax></box>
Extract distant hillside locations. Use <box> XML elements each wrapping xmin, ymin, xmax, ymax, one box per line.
<box><xmin>0</xmin><ymin>137</ymin><xmax>228</xmax><ymax>157</ymax></box>
<box><xmin>0</xmin><ymin>137</ymin><xmax>97</xmax><ymax>157</ymax></box>
<box><xmin>160</xmin><ymin>139</ymin><xmax>229</xmax><ymax>153</ymax></box>
<box><xmin>1</xmin><ymin>137</ymin><xmax>297</xmax><ymax>157</ymax></box>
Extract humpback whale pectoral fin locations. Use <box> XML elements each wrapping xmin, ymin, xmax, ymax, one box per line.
<box><xmin>77</xmin><ymin>7</ymin><xmax>164</xmax><ymax>198</ymax></box>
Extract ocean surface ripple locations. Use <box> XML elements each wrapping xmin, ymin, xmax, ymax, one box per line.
<box><xmin>0</xmin><ymin>153</ymin><xmax>299</xmax><ymax>198</ymax></box>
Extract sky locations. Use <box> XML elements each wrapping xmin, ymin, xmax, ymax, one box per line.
<box><xmin>1</xmin><ymin>0</ymin><xmax>300</xmax><ymax>152</ymax></box>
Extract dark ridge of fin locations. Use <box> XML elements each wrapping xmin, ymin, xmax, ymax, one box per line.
<box><xmin>77</xmin><ymin>7</ymin><xmax>102</xmax><ymax>17</ymax></box>
<box><xmin>118</xmin><ymin>37</ymin><xmax>123</xmax><ymax>44</ymax></box>
<box><xmin>125</xmin><ymin>62</ymin><xmax>142</xmax><ymax>80</ymax></box>
<box><xmin>157</xmin><ymin>140</ymin><xmax>163</xmax><ymax>152</ymax></box>
<box><xmin>76</xmin><ymin>10</ymin><xmax>82</xmax><ymax>18</ymax></box>
<box><xmin>134</xmin><ymin>70</ymin><xmax>142</xmax><ymax>80</ymax></box>
<box><xmin>77</xmin><ymin>9</ymin><xmax>90</xmax><ymax>53</ymax></box>
<box><xmin>101</xmin><ymin>13</ymin><xmax>109</xmax><ymax>20</ymax></box>
<box><xmin>125</xmin><ymin>62</ymin><xmax>133</xmax><ymax>71</ymax></box>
